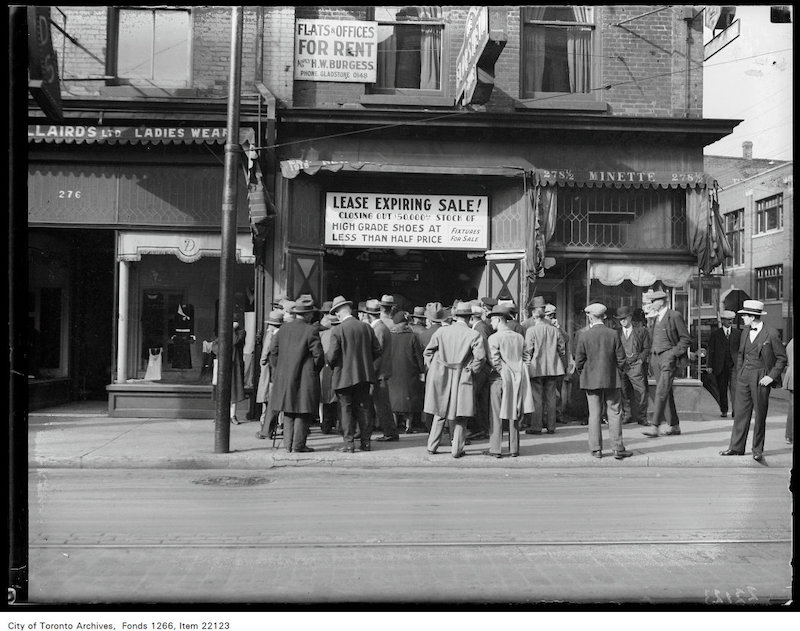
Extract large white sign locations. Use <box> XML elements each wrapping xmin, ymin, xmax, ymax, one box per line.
<box><xmin>325</xmin><ymin>193</ymin><xmax>489</xmax><ymax>250</ymax></box>
<box><xmin>294</xmin><ymin>19</ymin><xmax>377</xmax><ymax>83</ymax></box>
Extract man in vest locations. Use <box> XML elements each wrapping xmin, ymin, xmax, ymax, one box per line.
<box><xmin>720</xmin><ymin>300</ymin><xmax>787</xmax><ymax>462</ymax></box>
<box><xmin>641</xmin><ymin>290</ymin><xmax>691</xmax><ymax>438</ymax></box>
<box><xmin>614</xmin><ymin>305</ymin><xmax>651</xmax><ymax>425</ymax></box>
<box><xmin>705</xmin><ymin>309</ymin><xmax>741</xmax><ymax>418</ymax></box>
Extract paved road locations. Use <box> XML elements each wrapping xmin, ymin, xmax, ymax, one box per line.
<box><xmin>28</xmin><ymin>467</ymin><xmax>792</xmax><ymax>604</ymax></box>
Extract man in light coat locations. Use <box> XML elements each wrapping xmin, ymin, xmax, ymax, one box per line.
<box><xmin>524</xmin><ymin>306</ymin><xmax>565</xmax><ymax>434</ymax></box>
<box><xmin>486</xmin><ymin>304</ymin><xmax>534</xmax><ymax>458</ymax></box>
<box><xmin>326</xmin><ymin>296</ymin><xmax>382</xmax><ymax>453</ymax></box>
<box><xmin>423</xmin><ymin>301</ymin><xmax>486</xmax><ymax>458</ymax></box>
<box><xmin>575</xmin><ymin>303</ymin><xmax>632</xmax><ymax>460</ymax></box>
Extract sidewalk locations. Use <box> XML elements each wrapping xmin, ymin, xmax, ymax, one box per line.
<box><xmin>27</xmin><ymin>393</ymin><xmax>794</xmax><ymax>470</ymax></box>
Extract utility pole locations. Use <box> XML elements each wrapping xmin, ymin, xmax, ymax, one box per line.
<box><xmin>215</xmin><ymin>7</ymin><xmax>244</xmax><ymax>453</ymax></box>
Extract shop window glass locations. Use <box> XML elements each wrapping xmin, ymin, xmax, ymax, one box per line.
<box><xmin>371</xmin><ymin>6</ymin><xmax>444</xmax><ymax>93</ymax></box>
<box><xmin>724</xmin><ymin>208</ymin><xmax>744</xmax><ymax>266</ymax></box>
<box><xmin>755</xmin><ymin>193</ymin><xmax>783</xmax><ymax>233</ymax></box>
<box><xmin>38</xmin><ymin>288</ymin><xmax>63</xmax><ymax>370</ymax></box>
<box><xmin>521</xmin><ymin>6</ymin><xmax>594</xmax><ymax>99</ymax></box>
<box><xmin>112</xmin><ymin>7</ymin><xmax>191</xmax><ymax>86</ymax></box>
<box><xmin>755</xmin><ymin>265</ymin><xmax>783</xmax><ymax>301</ymax></box>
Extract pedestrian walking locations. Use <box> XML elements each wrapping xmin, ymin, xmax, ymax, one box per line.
<box><xmin>423</xmin><ymin>301</ymin><xmax>486</xmax><ymax>458</ymax></box>
<box><xmin>388</xmin><ymin>311</ymin><xmax>425</xmax><ymax>433</ymax></box>
<box><xmin>784</xmin><ymin>337</ymin><xmax>793</xmax><ymax>445</ymax></box>
<box><xmin>268</xmin><ymin>296</ymin><xmax>324</xmax><ymax>453</ymax></box>
<box><xmin>364</xmin><ymin>298</ymin><xmax>397</xmax><ymax>442</ymax></box>
<box><xmin>705</xmin><ymin>309</ymin><xmax>741</xmax><ymax>418</ymax></box>
<box><xmin>641</xmin><ymin>289</ymin><xmax>690</xmax><ymax>438</ymax></box>
<box><xmin>254</xmin><ymin>309</ymin><xmax>283</xmax><ymax>440</ymax></box>
<box><xmin>614</xmin><ymin>305</ymin><xmax>651</xmax><ymax>425</ymax></box>
<box><xmin>326</xmin><ymin>296</ymin><xmax>382</xmax><ymax>453</ymax></box>
<box><xmin>524</xmin><ymin>306</ymin><xmax>565</xmax><ymax>434</ymax></box>
<box><xmin>720</xmin><ymin>300</ymin><xmax>787</xmax><ymax>462</ymax></box>
<box><xmin>574</xmin><ymin>303</ymin><xmax>632</xmax><ymax>460</ymax></box>
<box><xmin>486</xmin><ymin>304</ymin><xmax>534</xmax><ymax>458</ymax></box>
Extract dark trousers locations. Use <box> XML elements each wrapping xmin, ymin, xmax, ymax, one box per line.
<box><xmin>282</xmin><ymin>413</ymin><xmax>309</xmax><ymax>452</ymax></box>
<box><xmin>531</xmin><ymin>376</ymin><xmax>558</xmax><ymax>432</ymax></box>
<box><xmin>649</xmin><ymin>352</ymin><xmax>680</xmax><ymax>427</ymax></box>
<box><xmin>488</xmin><ymin>375</ymin><xmax>520</xmax><ymax>455</ymax></box>
<box><xmin>621</xmin><ymin>364</ymin><xmax>649</xmax><ymax>424</ymax></box>
<box><xmin>713</xmin><ymin>365</ymin><xmax>736</xmax><ymax>415</ymax></box>
<box><xmin>786</xmin><ymin>393</ymin><xmax>793</xmax><ymax>443</ymax></box>
<box><xmin>373</xmin><ymin>377</ymin><xmax>397</xmax><ymax>438</ymax></box>
<box><xmin>555</xmin><ymin>375</ymin><xmax>565</xmax><ymax>423</ymax></box>
<box><xmin>337</xmin><ymin>382</ymin><xmax>372</xmax><ymax>449</ymax></box>
<box><xmin>729</xmin><ymin>367</ymin><xmax>772</xmax><ymax>455</ymax></box>
<box><xmin>469</xmin><ymin>369</ymin><xmax>491</xmax><ymax>435</ymax></box>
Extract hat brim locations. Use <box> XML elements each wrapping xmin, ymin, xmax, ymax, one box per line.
<box><xmin>330</xmin><ymin>300</ymin><xmax>352</xmax><ymax>314</ymax></box>
<box><xmin>737</xmin><ymin>308</ymin><xmax>767</xmax><ymax>315</ymax></box>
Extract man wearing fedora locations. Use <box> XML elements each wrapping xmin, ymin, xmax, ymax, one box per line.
<box><xmin>423</xmin><ymin>301</ymin><xmax>486</xmax><ymax>457</ymax></box>
<box><xmin>642</xmin><ymin>289</ymin><xmax>691</xmax><ymax>438</ymax></box>
<box><xmin>544</xmin><ymin>303</ymin><xmax>570</xmax><ymax>425</ymax></box>
<box><xmin>254</xmin><ymin>309</ymin><xmax>284</xmax><ymax>440</ymax></box>
<box><xmin>267</xmin><ymin>296</ymin><xmax>324</xmax><ymax>453</ymax></box>
<box><xmin>575</xmin><ymin>303</ymin><xmax>633</xmax><ymax>460</ymax></box>
<box><xmin>720</xmin><ymin>300</ymin><xmax>787</xmax><ymax>462</ymax></box>
<box><xmin>487</xmin><ymin>304</ymin><xmax>534</xmax><ymax>457</ymax></box>
<box><xmin>379</xmin><ymin>294</ymin><xmax>396</xmax><ymax>331</ymax></box>
<box><xmin>524</xmin><ymin>306</ymin><xmax>566</xmax><ymax>435</ymax></box>
<box><xmin>614</xmin><ymin>305</ymin><xmax>651</xmax><ymax>426</ymax></box>
<box><xmin>326</xmin><ymin>296</ymin><xmax>382</xmax><ymax>452</ymax></box>
<box><xmin>410</xmin><ymin>306</ymin><xmax>428</xmax><ymax>339</ymax></box>
<box><xmin>468</xmin><ymin>301</ymin><xmax>493</xmax><ymax>441</ymax></box>
<box><xmin>364</xmin><ymin>298</ymin><xmax>398</xmax><ymax>442</ymax></box>
<box><xmin>706</xmin><ymin>309</ymin><xmax>741</xmax><ymax>418</ymax></box>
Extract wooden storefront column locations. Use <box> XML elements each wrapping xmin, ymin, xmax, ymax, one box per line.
<box><xmin>116</xmin><ymin>259</ymin><xmax>130</xmax><ymax>383</ymax></box>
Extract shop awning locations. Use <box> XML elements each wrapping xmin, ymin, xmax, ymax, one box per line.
<box><xmin>117</xmin><ymin>231</ymin><xmax>255</xmax><ymax>264</ymax></box>
<box><xmin>28</xmin><ymin>125</ymin><xmax>255</xmax><ymax>146</ymax></box>
<box><xmin>589</xmin><ymin>261</ymin><xmax>695</xmax><ymax>287</ymax></box>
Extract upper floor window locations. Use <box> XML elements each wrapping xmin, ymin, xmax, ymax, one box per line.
<box><xmin>755</xmin><ymin>193</ymin><xmax>783</xmax><ymax>234</ymax></box>
<box><xmin>108</xmin><ymin>7</ymin><xmax>191</xmax><ymax>87</ymax></box>
<box><xmin>755</xmin><ymin>264</ymin><xmax>783</xmax><ymax>301</ymax></box>
<box><xmin>521</xmin><ymin>6</ymin><xmax>595</xmax><ymax>100</ymax></box>
<box><xmin>724</xmin><ymin>208</ymin><xmax>744</xmax><ymax>267</ymax></box>
<box><xmin>370</xmin><ymin>6</ymin><xmax>444</xmax><ymax>94</ymax></box>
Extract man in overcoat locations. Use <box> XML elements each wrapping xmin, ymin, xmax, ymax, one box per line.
<box><xmin>614</xmin><ymin>305</ymin><xmax>651</xmax><ymax>425</ymax></box>
<box><xmin>388</xmin><ymin>311</ymin><xmax>425</xmax><ymax>433</ymax></box>
<box><xmin>486</xmin><ymin>304</ymin><xmax>534</xmax><ymax>457</ymax></box>
<box><xmin>468</xmin><ymin>301</ymin><xmax>493</xmax><ymax>440</ymax></box>
<box><xmin>268</xmin><ymin>296</ymin><xmax>324</xmax><ymax>453</ymax></box>
<box><xmin>544</xmin><ymin>303</ymin><xmax>570</xmax><ymax>425</ymax></box>
<box><xmin>705</xmin><ymin>309</ymin><xmax>741</xmax><ymax>418</ymax></box>
<box><xmin>326</xmin><ymin>296</ymin><xmax>382</xmax><ymax>452</ymax></box>
<box><xmin>641</xmin><ymin>290</ymin><xmax>691</xmax><ymax>438</ymax></box>
<box><xmin>423</xmin><ymin>301</ymin><xmax>486</xmax><ymax>457</ymax></box>
<box><xmin>379</xmin><ymin>294</ymin><xmax>396</xmax><ymax>330</ymax></box>
<box><xmin>254</xmin><ymin>309</ymin><xmax>283</xmax><ymax>440</ymax></box>
<box><xmin>524</xmin><ymin>306</ymin><xmax>565</xmax><ymax>434</ymax></box>
<box><xmin>365</xmin><ymin>298</ymin><xmax>397</xmax><ymax>441</ymax></box>
<box><xmin>720</xmin><ymin>300</ymin><xmax>787</xmax><ymax>461</ymax></box>
<box><xmin>575</xmin><ymin>303</ymin><xmax>632</xmax><ymax>460</ymax></box>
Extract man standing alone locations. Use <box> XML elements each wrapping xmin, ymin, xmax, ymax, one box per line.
<box><xmin>614</xmin><ymin>305</ymin><xmax>651</xmax><ymax>425</ymax></box>
<box><xmin>524</xmin><ymin>306</ymin><xmax>565</xmax><ymax>434</ymax></box>
<box><xmin>706</xmin><ymin>309</ymin><xmax>741</xmax><ymax>418</ymax></box>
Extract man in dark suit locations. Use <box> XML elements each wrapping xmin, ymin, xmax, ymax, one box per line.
<box><xmin>574</xmin><ymin>303</ymin><xmax>632</xmax><ymax>460</ymax></box>
<box><xmin>614</xmin><ymin>305</ymin><xmax>651</xmax><ymax>425</ymax></box>
<box><xmin>365</xmin><ymin>298</ymin><xmax>397</xmax><ymax>442</ymax></box>
<box><xmin>705</xmin><ymin>309</ymin><xmax>741</xmax><ymax>418</ymax></box>
<box><xmin>326</xmin><ymin>296</ymin><xmax>382</xmax><ymax>453</ymax></box>
<box><xmin>720</xmin><ymin>300</ymin><xmax>787</xmax><ymax>462</ymax></box>
<box><xmin>641</xmin><ymin>289</ymin><xmax>691</xmax><ymax>438</ymax></box>
<box><xmin>268</xmin><ymin>296</ymin><xmax>324</xmax><ymax>453</ymax></box>
<box><xmin>468</xmin><ymin>301</ymin><xmax>493</xmax><ymax>440</ymax></box>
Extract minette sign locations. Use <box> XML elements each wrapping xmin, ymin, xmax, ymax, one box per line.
<box><xmin>294</xmin><ymin>19</ymin><xmax>377</xmax><ymax>83</ymax></box>
<box><xmin>325</xmin><ymin>193</ymin><xmax>489</xmax><ymax>250</ymax></box>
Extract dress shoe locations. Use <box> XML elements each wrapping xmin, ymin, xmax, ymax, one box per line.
<box><xmin>613</xmin><ymin>449</ymin><xmax>633</xmax><ymax>460</ymax></box>
<box><xmin>544</xmin><ymin>428</ymin><xmax>556</xmax><ymax>434</ymax></box>
<box><xmin>230</xmin><ymin>416</ymin><xmax>241</xmax><ymax>425</ymax></box>
<box><xmin>580</xmin><ymin>420</ymin><xmax>589</xmax><ymax>426</ymax></box>
<box><xmin>525</xmin><ymin>429</ymin><xmax>542</xmax><ymax>435</ymax></box>
<box><xmin>660</xmin><ymin>425</ymin><xmax>681</xmax><ymax>436</ymax></box>
<box><xmin>376</xmin><ymin>435</ymin><xmax>399</xmax><ymax>442</ymax></box>
<box><xmin>752</xmin><ymin>452</ymin><xmax>764</xmax><ymax>462</ymax></box>
<box><xmin>591</xmin><ymin>450</ymin><xmax>602</xmax><ymax>458</ymax></box>
<box><xmin>482</xmin><ymin>450</ymin><xmax>502</xmax><ymax>459</ymax></box>
<box><xmin>720</xmin><ymin>412</ymin><xmax>727</xmax><ymax>418</ymax></box>
<box><xmin>294</xmin><ymin>446</ymin><xmax>315</xmax><ymax>453</ymax></box>
<box><xmin>405</xmin><ymin>427</ymin><xmax>415</xmax><ymax>434</ymax></box>
<box><xmin>338</xmin><ymin>446</ymin><xmax>355</xmax><ymax>453</ymax></box>
<box><xmin>360</xmin><ymin>443</ymin><xmax>371</xmax><ymax>451</ymax></box>
<box><xmin>637</xmin><ymin>420</ymin><xmax>649</xmax><ymax>426</ymax></box>
<box><xmin>510</xmin><ymin>453</ymin><xmax>519</xmax><ymax>458</ymax></box>
<box><xmin>641</xmin><ymin>426</ymin><xmax>659</xmax><ymax>438</ymax></box>
<box><xmin>255</xmin><ymin>431</ymin><xmax>267</xmax><ymax>440</ymax></box>
<box><xmin>427</xmin><ymin>449</ymin><xmax>438</xmax><ymax>455</ymax></box>
<box><xmin>452</xmin><ymin>451</ymin><xmax>465</xmax><ymax>459</ymax></box>
<box><xmin>719</xmin><ymin>449</ymin><xmax>743</xmax><ymax>456</ymax></box>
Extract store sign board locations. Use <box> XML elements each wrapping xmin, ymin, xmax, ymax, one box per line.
<box><xmin>325</xmin><ymin>193</ymin><xmax>488</xmax><ymax>250</ymax></box>
<box><xmin>704</xmin><ymin>19</ymin><xmax>740</xmax><ymax>61</ymax></box>
<box><xmin>294</xmin><ymin>19</ymin><xmax>377</xmax><ymax>83</ymax></box>
<box><xmin>538</xmin><ymin>168</ymin><xmax>708</xmax><ymax>186</ymax></box>
<box><xmin>28</xmin><ymin>124</ymin><xmax>237</xmax><ymax>142</ymax></box>
<box><xmin>455</xmin><ymin>7</ymin><xmax>507</xmax><ymax>105</ymax></box>
<box><xmin>28</xmin><ymin>6</ymin><xmax>63</xmax><ymax>121</ymax></box>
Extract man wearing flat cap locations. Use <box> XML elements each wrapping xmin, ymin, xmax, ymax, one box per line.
<box><xmin>706</xmin><ymin>309</ymin><xmax>741</xmax><ymax>418</ymax></box>
<box><xmin>720</xmin><ymin>300</ymin><xmax>787</xmax><ymax>462</ymax></box>
<box><xmin>326</xmin><ymin>296</ymin><xmax>382</xmax><ymax>452</ymax></box>
<box><xmin>575</xmin><ymin>303</ymin><xmax>632</xmax><ymax>459</ymax></box>
<box><xmin>423</xmin><ymin>301</ymin><xmax>486</xmax><ymax>457</ymax></box>
<box><xmin>615</xmin><ymin>305</ymin><xmax>651</xmax><ymax>426</ymax></box>
<box><xmin>268</xmin><ymin>296</ymin><xmax>324</xmax><ymax>453</ymax></box>
<box><xmin>642</xmin><ymin>289</ymin><xmax>691</xmax><ymax>438</ymax></box>
<box><xmin>364</xmin><ymin>298</ymin><xmax>397</xmax><ymax>441</ymax></box>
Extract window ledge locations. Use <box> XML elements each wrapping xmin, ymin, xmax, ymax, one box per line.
<box><xmin>752</xmin><ymin>228</ymin><xmax>784</xmax><ymax>238</ymax></box>
<box><xmin>100</xmin><ymin>86</ymin><xmax>199</xmax><ymax>98</ymax></box>
<box><xmin>516</xmin><ymin>98</ymin><xmax>608</xmax><ymax>112</ymax></box>
<box><xmin>360</xmin><ymin>94</ymin><xmax>455</xmax><ymax>107</ymax></box>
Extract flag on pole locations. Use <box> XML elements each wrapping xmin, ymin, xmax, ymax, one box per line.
<box><xmin>525</xmin><ymin>170</ymin><xmax>557</xmax><ymax>282</ymax></box>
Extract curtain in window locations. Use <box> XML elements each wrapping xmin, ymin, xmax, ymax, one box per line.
<box><xmin>566</xmin><ymin>27</ymin><xmax>591</xmax><ymax>92</ymax></box>
<box><xmin>377</xmin><ymin>29</ymin><xmax>397</xmax><ymax>88</ymax></box>
<box><xmin>378</xmin><ymin>6</ymin><xmax>441</xmax><ymax>90</ymax></box>
<box><xmin>522</xmin><ymin>7</ymin><xmax>547</xmax><ymax>93</ymax></box>
<box><xmin>418</xmin><ymin>6</ymin><xmax>441</xmax><ymax>90</ymax></box>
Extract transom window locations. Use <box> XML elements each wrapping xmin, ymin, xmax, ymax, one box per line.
<box><xmin>755</xmin><ymin>193</ymin><xmax>783</xmax><ymax>233</ymax></box>
<box><xmin>521</xmin><ymin>6</ymin><xmax>595</xmax><ymax>99</ymax></box>
<box><xmin>370</xmin><ymin>6</ymin><xmax>444</xmax><ymax>93</ymax></box>
<box><xmin>724</xmin><ymin>208</ymin><xmax>744</xmax><ymax>267</ymax></box>
<box><xmin>109</xmin><ymin>7</ymin><xmax>191</xmax><ymax>87</ymax></box>
<box><xmin>755</xmin><ymin>265</ymin><xmax>783</xmax><ymax>301</ymax></box>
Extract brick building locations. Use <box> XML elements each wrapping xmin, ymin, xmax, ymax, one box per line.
<box><xmin>27</xmin><ymin>6</ymin><xmax>739</xmax><ymax>415</ymax></box>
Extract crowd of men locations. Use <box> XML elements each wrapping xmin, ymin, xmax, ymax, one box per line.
<box><xmin>250</xmin><ymin>290</ymin><xmax>788</xmax><ymax>462</ymax></box>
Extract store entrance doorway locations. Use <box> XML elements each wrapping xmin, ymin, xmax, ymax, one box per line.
<box><xmin>323</xmin><ymin>248</ymin><xmax>486</xmax><ymax>311</ymax></box>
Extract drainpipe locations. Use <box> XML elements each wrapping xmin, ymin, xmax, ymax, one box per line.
<box><xmin>683</xmin><ymin>7</ymin><xmax>698</xmax><ymax>116</ymax></box>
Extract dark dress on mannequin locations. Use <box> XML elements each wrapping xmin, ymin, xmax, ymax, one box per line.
<box><xmin>170</xmin><ymin>303</ymin><xmax>194</xmax><ymax>369</ymax></box>
<box><xmin>141</xmin><ymin>292</ymin><xmax>165</xmax><ymax>364</ymax></box>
